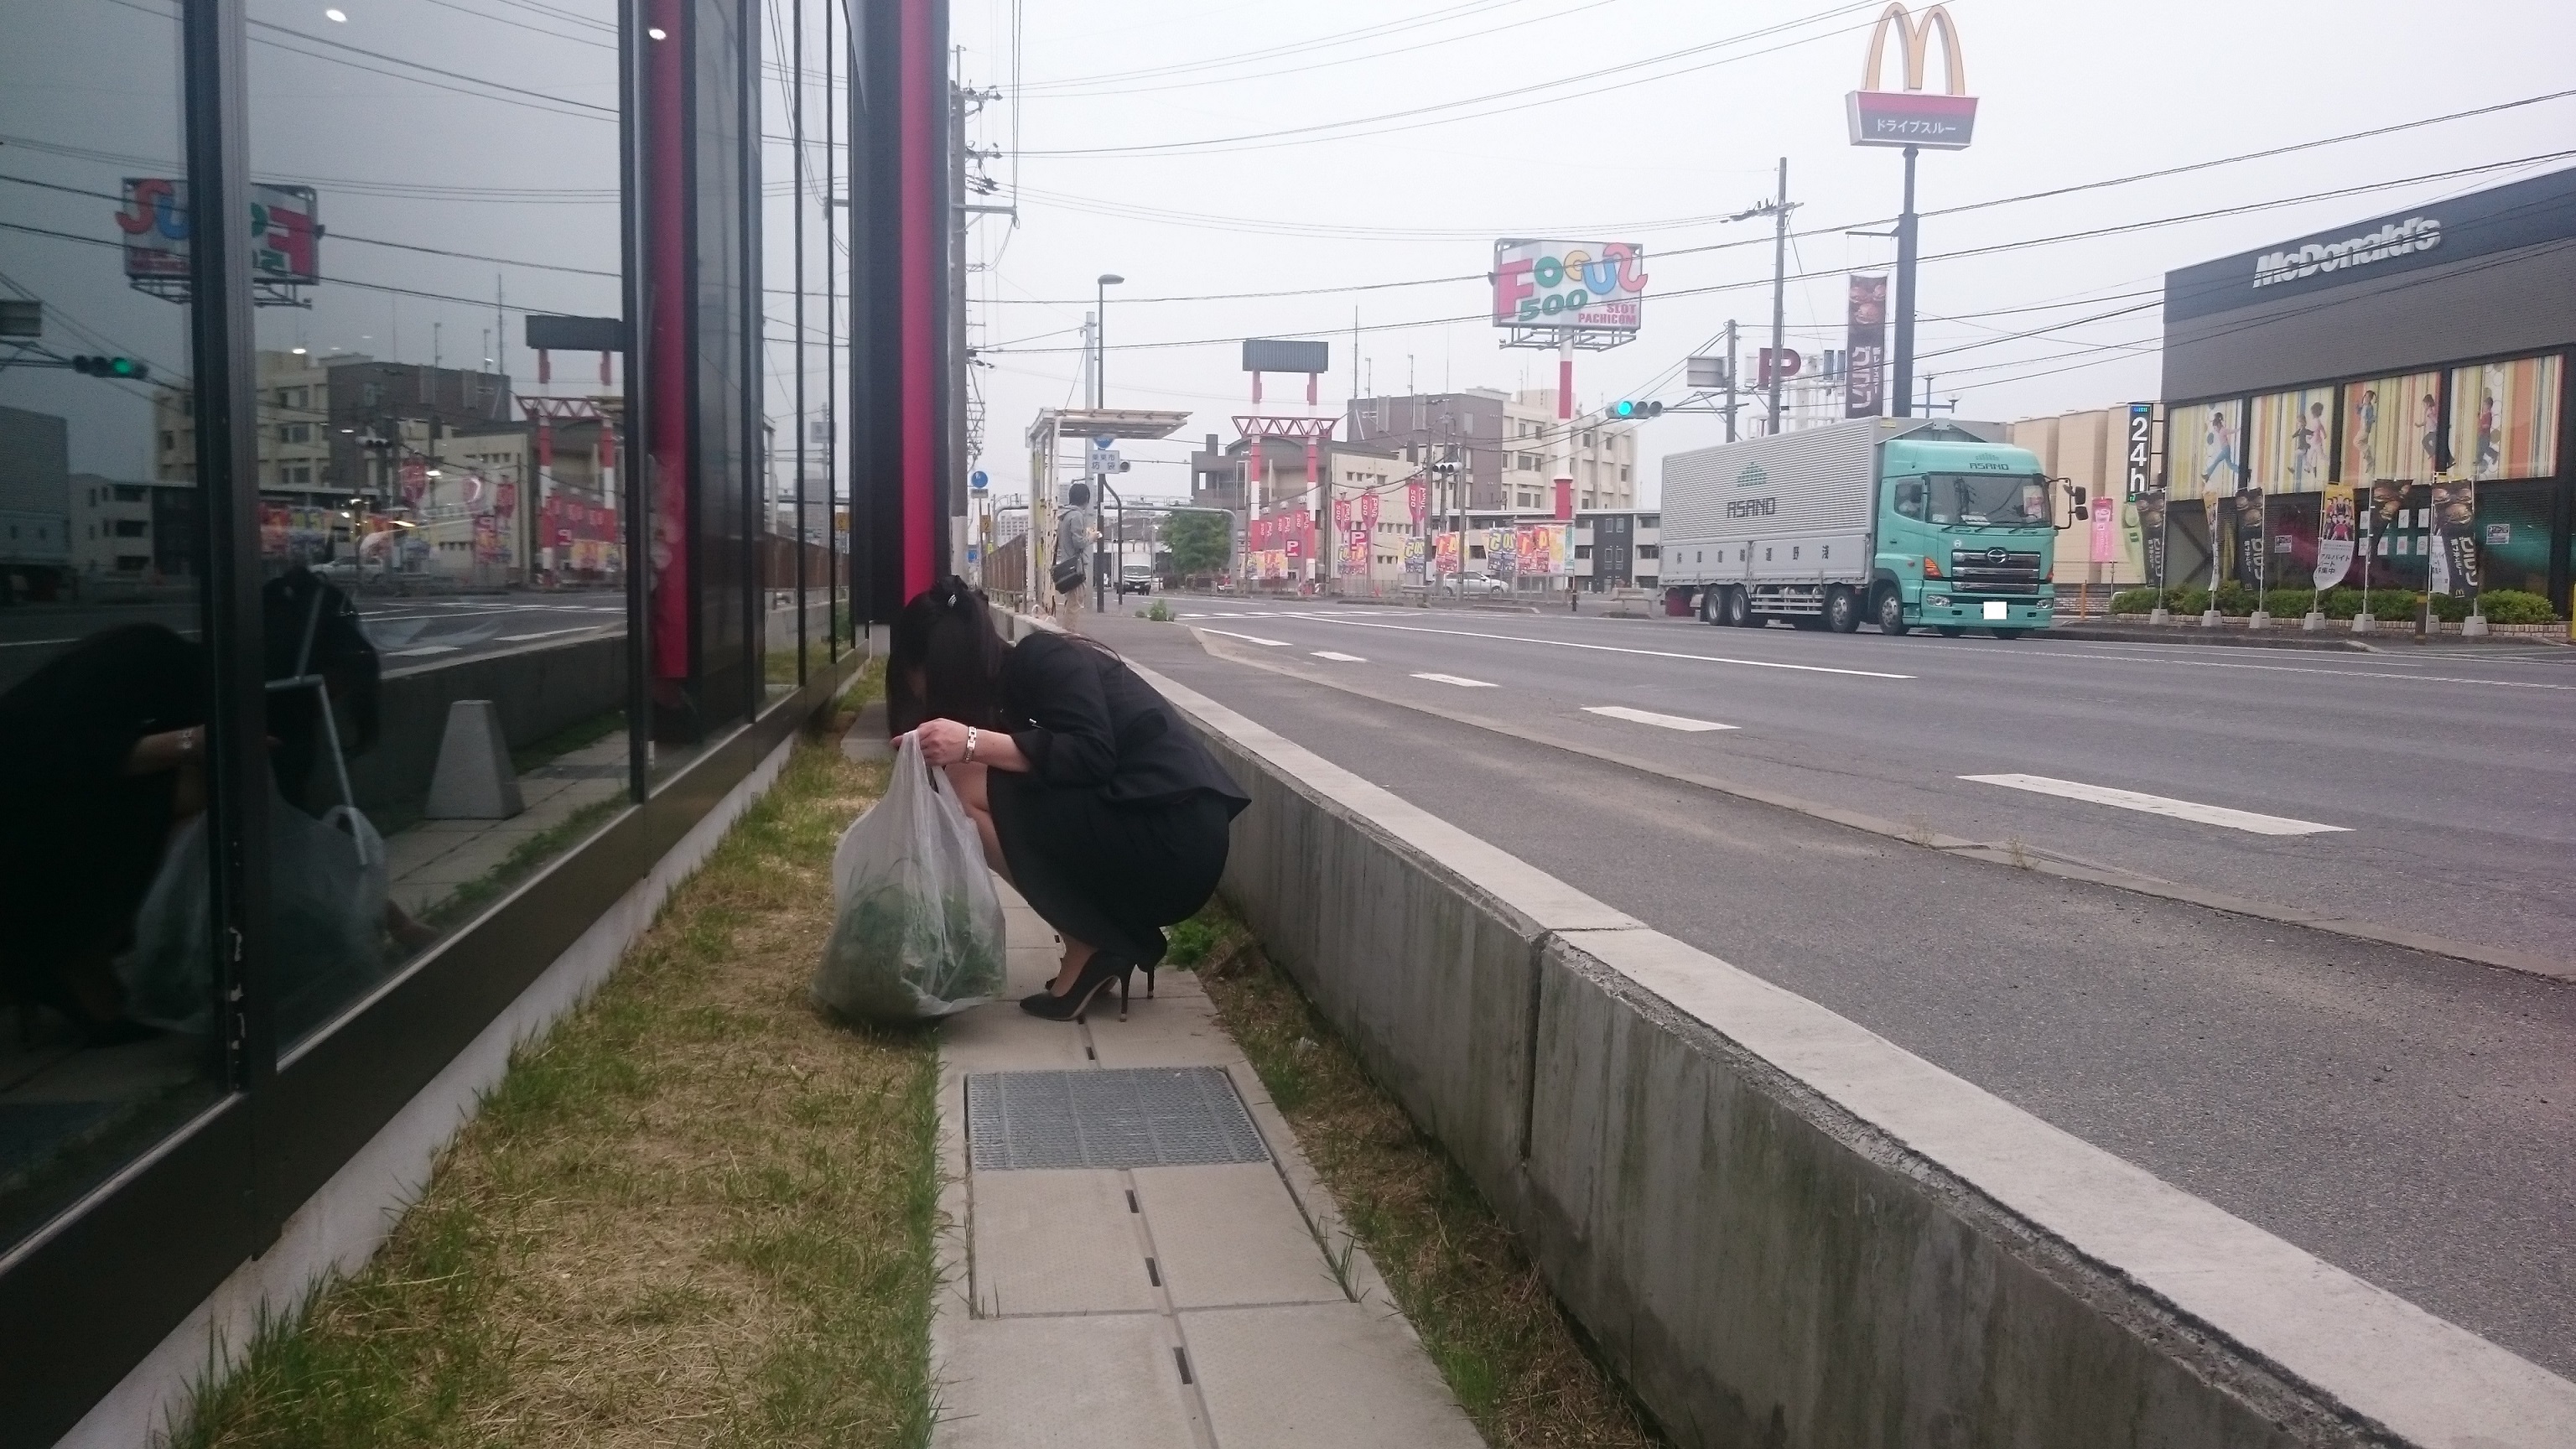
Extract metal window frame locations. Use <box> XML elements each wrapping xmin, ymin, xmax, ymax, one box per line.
<box><xmin>0</xmin><ymin>1</ymin><xmax>844</xmax><ymax>1441</ymax></box>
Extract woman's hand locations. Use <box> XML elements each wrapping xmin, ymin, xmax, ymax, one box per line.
<box><xmin>899</xmin><ymin>718</ymin><xmax>1030</xmax><ymax>772</ymax></box>
<box><xmin>906</xmin><ymin>717</ymin><xmax>976</xmax><ymax>766</ymax></box>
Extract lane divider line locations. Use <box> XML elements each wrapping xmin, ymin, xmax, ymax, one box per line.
<box><xmin>1961</xmin><ymin>773</ymin><xmax>2350</xmax><ymax>836</ymax></box>
<box><xmin>1412</xmin><ymin>672</ymin><xmax>1496</xmax><ymax>688</ymax></box>
<box><xmin>1197</xmin><ymin>628</ymin><xmax>1294</xmax><ymax>647</ymax></box>
<box><xmin>1276</xmin><ymin>612</ymin><xmax>1913</xmax><ymax>679</ymax></box>
<box><xmin>1584</xmin><ymin>705</ymin><xmax>1737</xmax><ymax>733</ymax></box>
<box><xmin>1311</xmin><ymin>651</ymin><xmax>1368</xmax><ymax>662</ymax></box>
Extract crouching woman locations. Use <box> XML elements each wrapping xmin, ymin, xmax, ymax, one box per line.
<box><xmin>889</xmin><ymin>581</ymin><xmax>1247</xmax><ymax>1022</ymax></box>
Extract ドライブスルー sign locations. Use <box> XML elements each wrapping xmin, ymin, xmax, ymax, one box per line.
<box><xmin>1846</xmin><ymin>3</ymin><xmax>1976</xmax><ymax>150</ymax></box>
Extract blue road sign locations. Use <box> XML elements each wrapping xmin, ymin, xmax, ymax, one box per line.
<box><xmin>970</xmin><ymin>470</ymin><xmax>989</xmax><ymax>491</ymax></box>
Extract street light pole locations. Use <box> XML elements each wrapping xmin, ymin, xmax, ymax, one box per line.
<box><xmin>1094</xmin><ymin>273</ymin><xmax>1123</xmax><ymax>410</ymax></box>
<box><xmin>1893</xmin><ymin>145</ymin><xmax>1919</xmax><ymax>418</ymax></box>
<box><xmin>1768</xmin><ymin>157</ymin><xmax>1788</xmax><ymax>437</ymax></box>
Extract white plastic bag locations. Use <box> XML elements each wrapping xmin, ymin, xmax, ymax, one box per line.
<box><xmin>813</xmin><ymin>734</ymin><xmax>1005</xmax><ymax>1021</ymax></box>
<box><xmin>116</xmin><ymin>791</ymin><xmax>390</xmax><ymax>1032</ymax></box>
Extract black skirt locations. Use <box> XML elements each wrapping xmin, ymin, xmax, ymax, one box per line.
<box><xmin>988</xmin><ymin>779</ymin><xmax>1233</xmax><ymax>966</ymax></box>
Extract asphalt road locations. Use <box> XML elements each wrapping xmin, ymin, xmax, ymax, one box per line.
<box><xmin>1085</xmin><ymin>601</ymin><xmax>2576</xmax><ymax>1379</ymax></box>
<box><xmin>0</xmin><ymin>589</ymin><xmax>627</xmax><ymax>690</ymax></box>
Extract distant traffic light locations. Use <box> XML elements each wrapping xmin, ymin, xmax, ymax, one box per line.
<box><xmin>70</xmin><ymin>355</ymin><xmax>148</xmax><ymax>381</ymax></box>
<box><xmin>1612</xmin><ymin>399</ymin><xmax>1662</xmax><ymax>419</ymax></box>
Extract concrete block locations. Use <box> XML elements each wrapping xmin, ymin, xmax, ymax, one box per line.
<box><xmin>1132</xmin><ymin>1164</ymin><xmax>1345</xmax><ymax>1309</ymax></box>
<box><xmin>423</xmin><ymin>700</ymin><xmax>524</xmax><ymax>819</ymax></box>
<box><xmin>934</xmin><ymin>1313</ymin><xmax>1197</xmax><ymax>1449</ymax></box>
<box><xmin>1182</xmin><ymin>1302</ymin><xmax>1483</xmax><ymax>1449</ymax></box>
<box><xmin>969</xmin><ymin>1170</ymin><xmax>1156</xmax><ymax>1317</ymax></box>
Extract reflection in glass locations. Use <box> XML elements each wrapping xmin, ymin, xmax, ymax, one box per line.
<box><xmin>0</xmin><ymin>0</ymin><xmax>224</xmax><ymax>1252</ymax></box>
<box><xmin>246</xmin><ymin>0</ymin><xmax>631</xmax><ymax>1046</ymax></box>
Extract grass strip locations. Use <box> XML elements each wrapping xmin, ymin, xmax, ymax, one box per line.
<box><xmin>1169</xmin><ymin>908</ymin><xmax>1664</xmax><ymax>1449</ymax></box>
<box><xmin>174</xmin><ymin>714</ymin><xmax>938</xmax><ymax>1448</ymax></box>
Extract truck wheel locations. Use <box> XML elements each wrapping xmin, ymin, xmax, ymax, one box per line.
<box><xmin>1935</xmin><ymin>626</ymin><xmax>1966</xmax><ymax>638</ymax></box>
<box><xmin>1825</xmin><ymin>584</ymin><xmax>1862</xmax><ymax>633</ymax></box>
<box><xmin>1722</xmin><ymin>587</ymin><xmax>1754</xmax><ymax>628</ymax></box>
<box><xmin>1873</xmin><ymin>586</ymin><xmax>1910</xmax><ymax>636</ymax></box>
<box><xmin>1990</xmin><ymin>628</ymin><xmax>2027</xmax><ymax>640</ymax></box>
<box><xmin>1701</xmin><ymin>588</ymin><xmax>1723</xmax><ymax>625</ymax></box>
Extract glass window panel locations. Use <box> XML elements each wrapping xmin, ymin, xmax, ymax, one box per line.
<box><xmin>245</xmin><ymin>0</ymin><xmax>631</xmax><ymax>1048</ymax></box>
<box><xmin>0</xmin><ymin>0</ymin><xmax>225</xmax><ymax>1252</ymax></box>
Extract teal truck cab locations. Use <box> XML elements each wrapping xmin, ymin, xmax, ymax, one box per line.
<box><xmin>1659</xmin><ymin>420</ymin><xmax>2062</xmax><ymax>639</ymax></box>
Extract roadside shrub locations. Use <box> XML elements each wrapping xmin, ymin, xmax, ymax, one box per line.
<box><xmin>2476</xmin><ymin>589</ymin><xmax>2561</xmax><ymax>625</ymax></box>
<box><xmin>2108</xmin><ymin>587</ymin><xmax>2161</xmax><ymax>615</ymax></box>
<box><xmin>2212</xmin><ymin>582</ymin><xmax>2257</xmax><ymax>616</ymax></box>
<box><xmin>2164</xmin><ymin>585</ymin><xmax>2210</xmax><ymax>617</ymax></box>
<box><xmin>2319</xmin><ymin>587</ymin><xmax>2371</xmax><ymax>620</ymax></box>
<box><xmin>2256</xmin><ymin>586</ymin><xmax>2315</xmax><ymax>616</ymax></box>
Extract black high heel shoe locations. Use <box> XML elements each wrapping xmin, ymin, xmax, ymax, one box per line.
<box><xmin>1019</xmin><ymin>953</ymin><xmax>1131</xmax><ymax>1022</ymax></box>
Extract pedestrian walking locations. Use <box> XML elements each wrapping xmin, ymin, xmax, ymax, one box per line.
<box><xmin>890</xmin><ymin>580</ymin><xmax>1249</xmax><ymax>1022</ymax></box>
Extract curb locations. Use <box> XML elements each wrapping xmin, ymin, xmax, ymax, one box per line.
<box><xmin>1187</xmin><ymin>630</ymin><xmax>2571</xmax><ymax>987</ymax></box>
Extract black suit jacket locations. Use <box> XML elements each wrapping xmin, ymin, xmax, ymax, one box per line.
<box><xmin>1003</xmin><ymin>631</ymin><xmax>1249</xmax><ymax>813</ymax></box>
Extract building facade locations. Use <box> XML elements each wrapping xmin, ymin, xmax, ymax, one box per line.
<box><xmin>2158</xmin><ymin>167</ymin><xmax>2575</xmax><ymax>611</ymax></box>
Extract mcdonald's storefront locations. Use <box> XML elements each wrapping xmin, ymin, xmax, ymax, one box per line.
<box><xmin>2157</xmin><ymin>165</ymin><xmax>2576</xmax><ymax>617</ymax></box>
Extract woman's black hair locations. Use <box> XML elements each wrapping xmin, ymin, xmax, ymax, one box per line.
<box><xmin>888</xmin><ymin>578</ymin><xmax>1010</xmax><ymax>733</ymax></box>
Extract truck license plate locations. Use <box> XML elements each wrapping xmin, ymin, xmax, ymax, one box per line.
<box><xmin>1982</xmin><ymin>601</ymin><xmax>2007</xmax><ymax>621</ymax></box>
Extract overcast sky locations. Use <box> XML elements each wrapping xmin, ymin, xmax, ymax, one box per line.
<box><xmin>953</xmin><ymin>0</ymin><xmax>2576</xmax><ymax>507</ymax></box>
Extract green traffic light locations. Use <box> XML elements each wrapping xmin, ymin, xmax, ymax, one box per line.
<box><xmin>1614</xmin><ymin>401</ymin><xmax>1634</xmax><ymax>418</ymax></box>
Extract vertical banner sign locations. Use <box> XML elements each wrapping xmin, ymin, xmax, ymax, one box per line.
<box><xmin>2233</xmin><ymin>486</ymin><xmax>2265</xmax><ymax>590</ymax></box>
<box><xmin>2128</xmin><ymin>402</ymin><xmax>2164</xmax><ymax>589</ymax></box>
<box><xmin>2428</xmin><ymin>477</ymin><xmax>2476</xmax><ymax>596</ymax></box>
<box><xmin>1844</xmin><ymin>275</ymin><xmax>1888</xmax><ymax>418</ymax></box>
<box><xmin>2314</xmin><ymin>490</ymin><xmax>2356</xmax><ymax>589</ymax></box>
<box><xmin>2090</xmin><ymin>486</ymin><xmax>2116</xmax><ymax>564</ymax></box>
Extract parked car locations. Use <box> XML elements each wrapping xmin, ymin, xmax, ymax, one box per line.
<box><xmin>1439</xmin><ymin>574</ymin><xmax>1507</xmax><ymax>597</ymax></box>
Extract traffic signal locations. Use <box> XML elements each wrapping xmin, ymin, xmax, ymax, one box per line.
<box><xmin>1612</xmin><ymin>399</ymin><xmax>1662</xmax><ymax>419</ymax></box>
<box><xmin>70</xmin><ymin>355</ymin><xmax>148</xmax><ymax>381</ymax></box>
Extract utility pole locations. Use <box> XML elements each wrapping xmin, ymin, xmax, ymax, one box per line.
<box><xmin>1768</xmin><ymin>158</ymin><xmax>1788</xmax><ymax>436</ymax></box>
<box><xmin>950</xmin><ymin>67</ymin><xmax>969</xmax><ymax>574</ymax></box>
<box><xmin>1893</xmin><ymin>145</ymin><xmax>1919</xmax><ymax>418</ymax></box>
<box><xmin>1723</xmin><ymin>318</ymin><xmax>1739</xmax><ymax>443</ymax></box>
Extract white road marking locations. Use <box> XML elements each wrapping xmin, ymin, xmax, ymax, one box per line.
<box><xmin>1583</xmin><ymin>705</ymin><xmax>1736</xmax><ymax>732</ymax></box>
<box><xmin>1912</xmin><ymin>641</ymin><xmax>2576</xmax><ymax>691</ymax></box>
<box><xmin>1411</xmin><ymin>672</ymin><xmax>1496</xmax><ymax>688</ymax></box>
<box><xmin>0</xmin><ymin>636</ymin><xmax>77</xmax><ymax>649</ymax></box>
<box><xmin>494</xmin><ymin>626</ymin><xmax>603</xmax><ymax>642</ymax></box>
<box><xmin>1311</xmin><ymin>650</ymin><xmax>1368</xmax><ymax>662</ymax></box>
<box><xmin>1961</xmin><ymin>773</ymin><xmax>2350</xmax><ymax>836</ymax></box>
<box><xmin>1198</xmin><ymin>627</ymin><xmax>1293</xmax><ymax>647</ymax></box>
<box><xmin>1275</xmin><ymin>613</ymin><xmax>1912</xmax><ymax>679</ymax></box>
<box><xmin>386</xmin><ymin>643</ymin><xmax>461</xmax><ymax>657</ymax></box>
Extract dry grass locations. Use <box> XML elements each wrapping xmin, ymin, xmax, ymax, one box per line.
<box><xmin>1171</xmin><ymin>908</ymin><xmax>1664</xmax><ymax>1448</ymax></box>
<box><xmin>174</xmin><ymin>686</ymin><xmax>939</xmax><ymax>1448</ymax></box>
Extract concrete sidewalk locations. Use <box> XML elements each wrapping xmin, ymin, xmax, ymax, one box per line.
<box><xmin>927</xmin><ymin>884</ymin><xmax>1484</xmax><ymax>1448</ymax></box>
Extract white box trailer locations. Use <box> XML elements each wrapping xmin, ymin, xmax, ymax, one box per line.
<box><xmin>1659</xmin><ymin>418</ymin><xmax>2060</xmax><ymax>636</ymax></box>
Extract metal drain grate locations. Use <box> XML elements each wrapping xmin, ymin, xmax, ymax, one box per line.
<box><xmin>965</xmin><ymin>1067</ymin><xmax>1270</xmax><ymax>1171</ymax></box>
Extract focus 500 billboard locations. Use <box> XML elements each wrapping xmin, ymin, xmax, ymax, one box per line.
<box><xmin>1492</xmin><ymin>241</ymin><xmax>1647</xmax><ymax>331</ymax></box>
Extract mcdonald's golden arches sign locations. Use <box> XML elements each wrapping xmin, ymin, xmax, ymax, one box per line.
<box><xmin>1846</xmin><ymin>3</ymin><xmax>1976</xmax><ymax>149</ymax></box>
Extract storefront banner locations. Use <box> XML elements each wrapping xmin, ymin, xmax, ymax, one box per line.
<box><xmin>1433</xmin><ymin>532</ymin><xmax>1461</xmax><ymax>576</ymax></box>
<box><xmin>2342</xmin><ymin>371</ymin><xmax>2442</xmax><ymax>483</ymax></box>
<box><xmin>2249</xmin><ymin>387</ymin><xmax>2334</xmax><ymax>493</ymax></box>
<box><xmin>1332</xmin><ymin>497</ymin><xmax>1352</xmax><ymax>531</ymax></box>
<box><xmin>1405</xmin><ymin>480</ymin><xmax>1428</xmax><ymax>529</ymax></box>
<box><xmin>2090</xmin><ymin>490</ymin><xmax>2116</xmax><ymax>563</ymax></box>
<box><xmin>1360</xmin><ymin>491</ymin><xmax>1381</xmax><ymax>527</ymax></box>
<box><xmin>2449</xmin><ymin>355</ymin><xmax>2562</xmax><ymax>481</ymax></box>
<box><xmin>2168</xmin><ymin>398</ymin><xmax>2242</xmax><ymax>504</ymax></box>
<box><xmin>2314</xmin><ymin>490</ymin><xmax>2357</xmax><ymax>589</ymax></box>
<box><xmin>2137</xmin><ymin>486</ymin><xmax>2169</xmax><ymax>587</ymax></box>
<box><xmin>2428</xmin><ymin>477</ymin><xmax>2476</xmax><ymax>595</ymax></box>
<box><xmin>1343</xmin><ymin>527</ymin><xmax>1368</xmax><ymax>574</ymax></box>
<box><xmin>1485</xmin><ymin>526</ymin><xmax>1517</xmax><ymax>574</ymax></box>
<box><xmin>1513</xmin><ymin>523</ymin><xmax>1570</xmax><ymax>575</ymax></box>
<box><xmin>2231</xmin><ymin>486</ymin><xmax>2265</xmax><ymax>588</ymax></box>
<box><xmin>1403</xmin><ymin>537</ymin><xmax>1426</xmax><ymax>574</ymax></box>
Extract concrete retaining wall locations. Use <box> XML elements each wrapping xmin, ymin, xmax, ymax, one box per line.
<box><xmin>1123</xmin><ymin>655</ymin><xmax>2576</xmax><ymax>1448</ymax></box>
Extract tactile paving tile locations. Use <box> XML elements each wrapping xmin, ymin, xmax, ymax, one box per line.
<box><xmin>966</xmin><ymin>1067</ymin><xmax>1270</xmax><ymax>1171</ymax></box>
